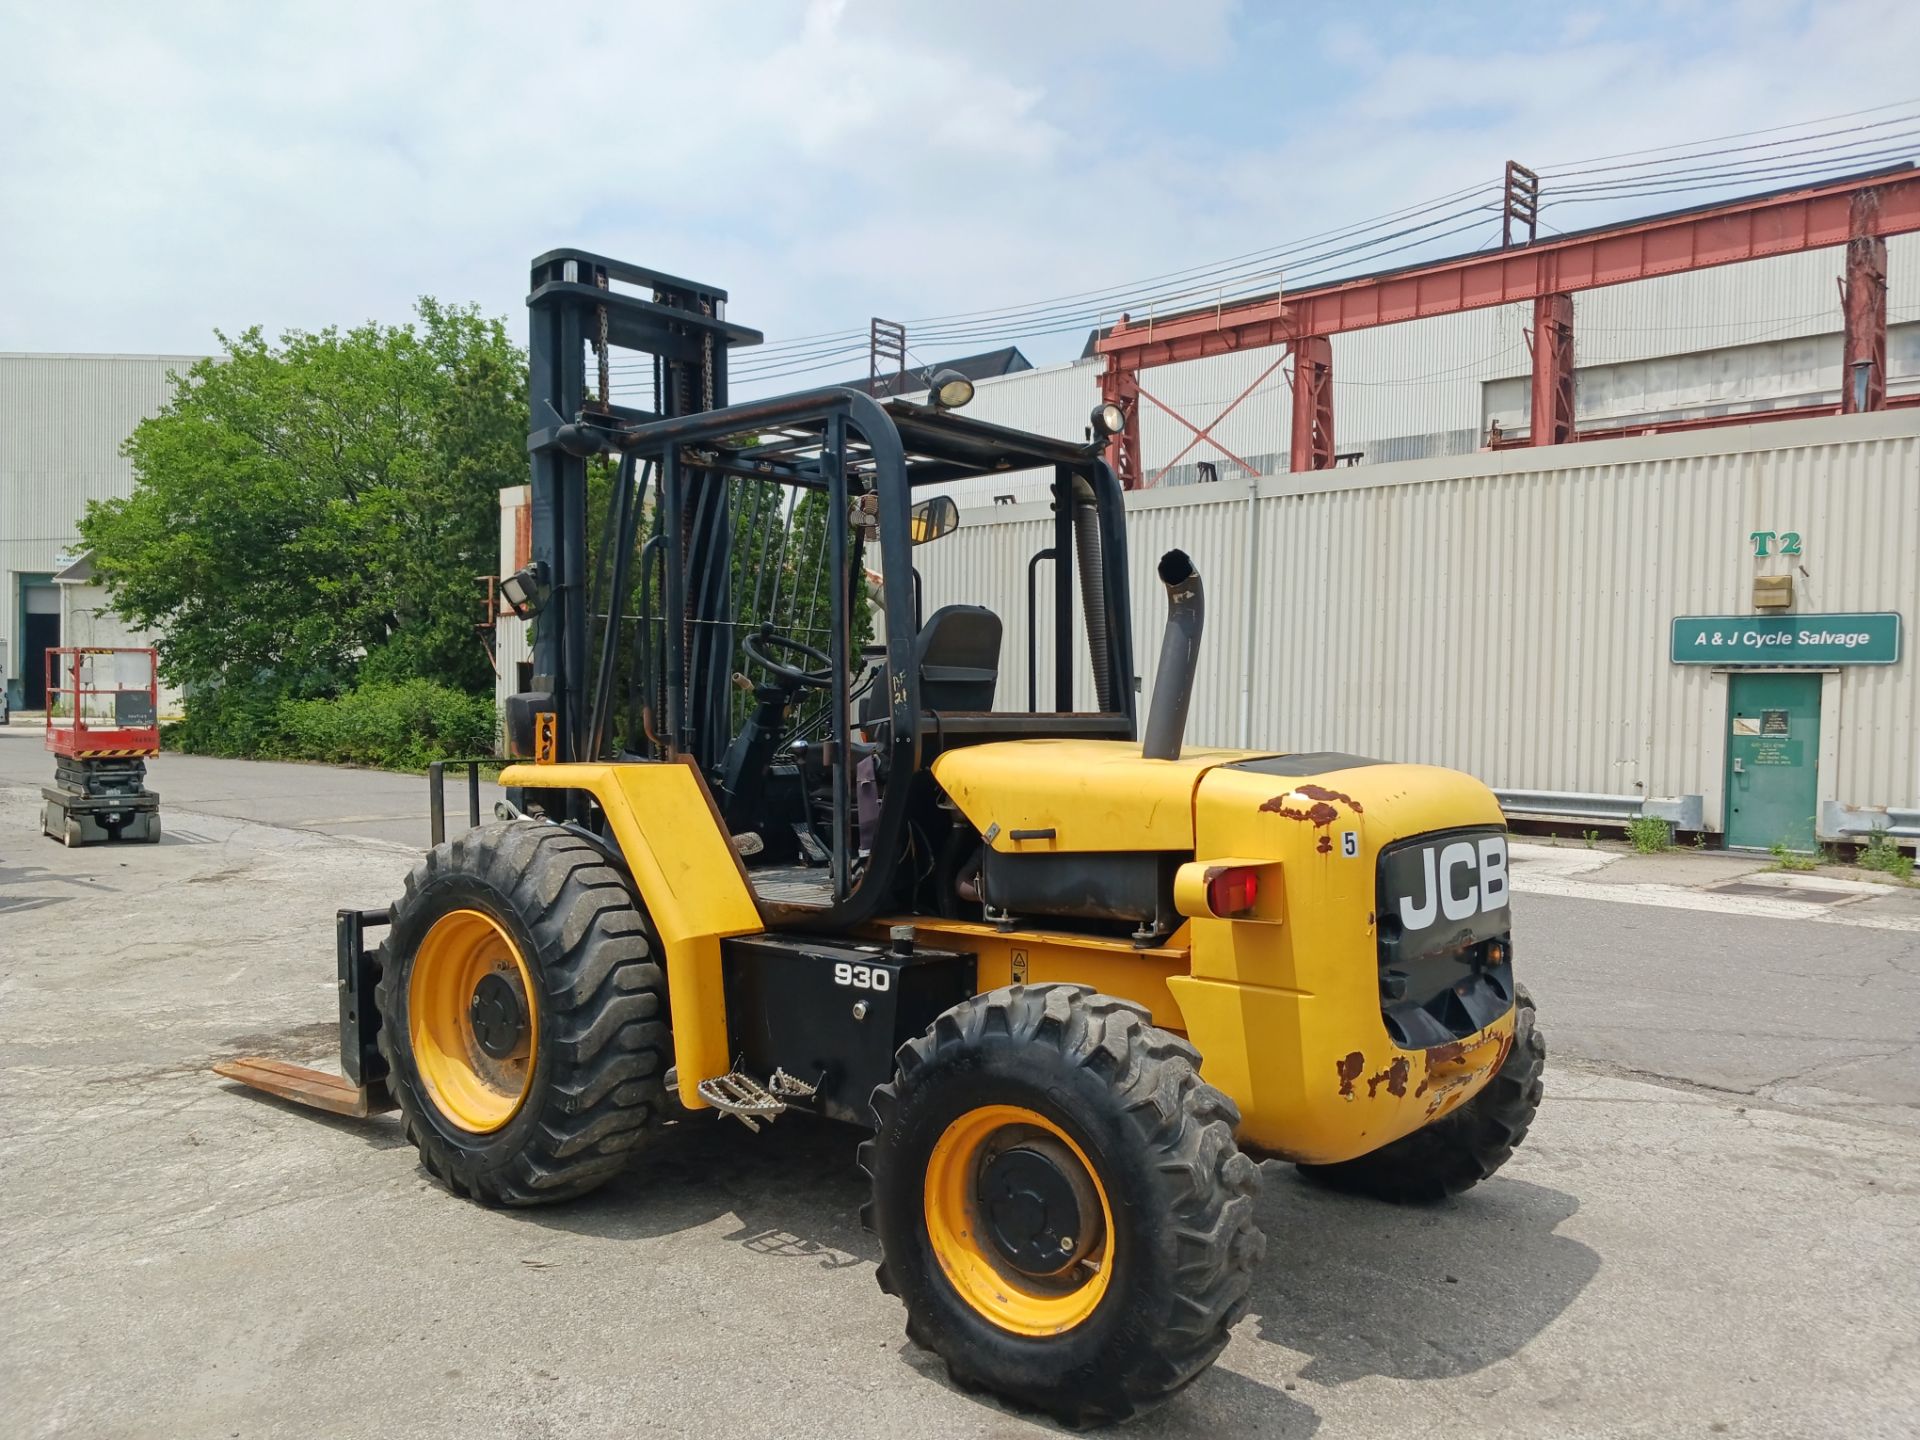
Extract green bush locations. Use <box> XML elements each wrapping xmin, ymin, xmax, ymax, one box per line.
<box><xmin>1769</xmin><ymin>839</ymin><xmax>1818</xmax><ymax>872</ymax></box>
<box><xmin>166</xmin><ymin>684</ymin><xmax>289</xmax><ymax>757</ymax></box>
<box><xmin>1625</xmin><ymin>815</ymin><xmax>1672</xmax><ymax>854</ymax></box>
<box><xmin>1857</xmin><ymin>830</ymin><xmax>1915</xmax><ymax>883</ymax></box>
<box><xmin>273</xmin><ymin>681</ymin><xmax>496</xmax><ymax>770</ymax></box>
<box><xmin>169</xmin><ymin>680</ymin><xmax>495</xmax><ymax>771</ymax></box>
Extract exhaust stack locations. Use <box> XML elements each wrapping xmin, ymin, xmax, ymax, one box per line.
<box><xmin>1142</xmin><ymin>549</ymin><xmax>1203</xmax><ymax>761</ymax></box>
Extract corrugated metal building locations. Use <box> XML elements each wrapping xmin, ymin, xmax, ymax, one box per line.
<box><xmin>914</xmin><ymin>408</ymin><xmax>1919</xmax><ymax>845</ymax></box>
<box><xmin>495</xmin><ymin>485</ymin><xmax>532</xmax><ymax>717</ymax></box>
<box><xmin>923</xmin><ymin>237</ymin><xmax>1920</xmax><ymax>506</ymax></box>
<box><xmin>0</xmin><ymin>353</ymin><xmax>198</xmax><ymax>714</ymax></box>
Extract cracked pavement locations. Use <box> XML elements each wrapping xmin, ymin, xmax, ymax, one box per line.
<box><xmin>2</xmin><ymin>727</ymin><xmax>1917</xmax><ymax>1438</ymax></box>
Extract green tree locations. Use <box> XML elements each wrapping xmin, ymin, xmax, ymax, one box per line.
<box><xmin>80</xmin><ymin>300</ymin><xmax>524</xmax><ymax>730</ymax></box>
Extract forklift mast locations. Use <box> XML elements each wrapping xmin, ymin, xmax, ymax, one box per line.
<box><xmin>524</xmin><ymin>250</ymin><xmax>763</xmax><ymax>776</ymax></box>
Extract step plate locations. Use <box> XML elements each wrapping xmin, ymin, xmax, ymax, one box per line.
<box><xmin>696</xmin><ymin>1071</ymin><xmax>787</xmax><ymax>1131</ymax></box>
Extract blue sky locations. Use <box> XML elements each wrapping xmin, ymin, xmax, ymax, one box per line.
<box><xmin>3</xmin><ymin>0</ymin><xmax>1916</xmax><ymax>389</ymax></box>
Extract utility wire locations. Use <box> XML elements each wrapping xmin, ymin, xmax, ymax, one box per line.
<box><xmin>732</xmin><ymin>104</ymin><xmax>1918</xmax><ymax>361</ymax></box>
<box><xmin>1547</xmin><ymin>133</ymin><xmax>1920</xmax><ymax>196</ymax></box>
<box><xmin>1536</xmin><ymin>97</ymin><xmax>1920</xmax><ymax>173</ymax></box>
<box><xmin>1542</xmin><ymin>123</ymin><xmax>1920</xmax><ymax>185</ymax></box>
<box><xmin>730</xmin><ymin>201</ymin><xmax>1502</xmax><ymax>371</ymax></box>
<box><xmin>721</xmin><ymin>98</ymin><xmax>1920</xmax><ymax>386</ymax></box>
<box><xmin>1541</xmin><ymin>156</ymin><xmax>1916</xmax><ymax>210</ymax></box>
<box><xmin>727</xmin><ymin>186</ymin><xmax>1504</xmax><ymax>364</ymax></box>
<box><xmin>731</xmin><ymin>175</ymin><xmax>1509</xmax><ymax>355</ymax></box>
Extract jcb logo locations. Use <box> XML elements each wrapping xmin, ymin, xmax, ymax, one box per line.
<box><xmin>1391</xmin><ymin>834</ymin><xmax>1509</xmax><ymax>931</ymax></box>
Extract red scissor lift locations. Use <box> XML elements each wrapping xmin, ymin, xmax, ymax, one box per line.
<box><xmin>43</xmin><ymin>647</ymin><xmax>162</xmax><ymax>846</ymax></box>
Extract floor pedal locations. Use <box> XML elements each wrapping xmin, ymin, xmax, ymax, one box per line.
<box><xmin>697</xmin><ymin>1071</ymin><xmax>788</xmax><ymax>1131</ymax></box>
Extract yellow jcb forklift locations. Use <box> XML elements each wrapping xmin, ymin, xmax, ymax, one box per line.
<box><xmin>219</xmin><ymin>250</ymin><xmax>1544</xmax><ymax>1425</ymax></box>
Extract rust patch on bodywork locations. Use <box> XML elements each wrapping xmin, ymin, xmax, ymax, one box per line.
<box><xmin>1417</xmin><ymin>1026</ymin><xmax>1514</xmax><ymax>1108</ymax></box>
<box><xmin>1293</xmin><ymin>784</ymin><xmax>1364</xmax><ymax>814</ymax></box>
<box><xmin>1490</xmin><ymin>1029</ymin><xmax>1515</xmax><ymax>1075</ymax></box>
<box><xmin>1316</xmin><ymin>834</ymin><xmax>1333</xmax><ymax>854</ymax></box>
<box><xmin>1335</xmin><ymin>1051</ymin><xmax>1365</xmax><ymax>1098</ymax></box>
<box><xmin>1427</xmin><ymin>1028</ymin><xmax>1512</xmax><ymax>1073</ymax></box>
<box><xmin>1365</xmin><ymin>1056</ymin><xmax>1411</xmax><ymax>1098</ymax></box>
<box><xmin>1261</xmin><ymin>782</ymin><xmax>1364</xmax><ymax>829</ymax></box>
<box><xmin>1260</xmin><ymin>797</ymin><xmax>1341</xmax><ymax>827</ymax></box>
<box><xmin>1427</xmin><ymin>1039</ymin><xmax>1471</xmax><ymax>1067</ymax></box>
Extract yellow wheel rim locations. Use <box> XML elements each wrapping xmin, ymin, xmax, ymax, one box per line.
<box><xmin>407</xmin><ymin>908</ymin><xmax>537</xmax><ymax>1133</ymax></box>
<box><xmin>923</xmin><ymin>1104</ymin><xmax>1115</xmax><ymax>1336</ymax></box>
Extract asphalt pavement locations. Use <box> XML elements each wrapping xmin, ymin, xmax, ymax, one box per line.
<box><xmin>0</xmin><ymin>719</ymin><xmax>505</xmax><ymax>849</ymax></box>
<box><xmin>2</xmin><ymin>721</ymin><xmax>1916</xmax><ymax>1439</ymax></box>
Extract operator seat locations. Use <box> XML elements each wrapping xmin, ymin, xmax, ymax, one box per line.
<box><xmin>915</xmin><ymin>605</ymin><xmax>1001</xmax><ymax>711</ymax></box>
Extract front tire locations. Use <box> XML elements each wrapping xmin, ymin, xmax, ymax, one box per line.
<box><xmin>376</xmin><ymin>821</ymin><xmax>671</xmax><ymax>1206</ymax></box>
<box><xmin>862</xmin><ymin>985</ymin><xmax>1264</xmax><ymax>1426</ymax></box>
<box><xmin>1297</xmin><ymin>984</ymin><xmax>1545</xmax><ymax>1203</ymax></box>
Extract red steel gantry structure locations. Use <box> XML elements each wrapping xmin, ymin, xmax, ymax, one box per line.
<box><xmin>1096</xmin><ymin>166</ymin><xmax>1920</xmax><ymax>487</ymax></box>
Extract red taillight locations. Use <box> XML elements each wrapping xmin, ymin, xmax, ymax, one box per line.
<box><xmin>1207</xmin><ymin>866</ymin><xmax>1259</xmax><ymax>917</ymax></box>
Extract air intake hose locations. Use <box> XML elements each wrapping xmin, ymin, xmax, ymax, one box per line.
<box><xmin>1142</xmin><ymin>550</ymin><xmax>1203</xmax><ymax>761</ymax></box>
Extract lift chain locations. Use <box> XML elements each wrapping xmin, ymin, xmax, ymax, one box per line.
<box><xmin>700</xmin><ymin>298</ymin><xmax>715</xmax><ymax>412</ymax></box>
<box><xmin>594</xmin><ymin>268</ymin><xmax>611</xmax><ymax>407</ymax></box>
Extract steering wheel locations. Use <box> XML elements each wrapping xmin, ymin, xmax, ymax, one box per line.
<box><xmin>742</xmin><ymin>627</ymin><xmax>835</xmax><ymax>691</ymax></box>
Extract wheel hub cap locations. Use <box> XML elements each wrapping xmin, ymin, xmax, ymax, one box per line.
<box><xmin>469</xmin><ymin>972</ymin><xmax>527</xmax><ymax>1058</ymax></box>
<box><xmin>977</xmin><ymin>1136</ymin><xmax>1098</xmax><ymax>1276</ymax></box>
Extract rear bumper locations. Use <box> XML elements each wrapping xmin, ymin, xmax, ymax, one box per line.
<box><xmin>1166</xmin><ymin>974</ymin><xmax>1516</xmax><ymax>1162</ymax></box>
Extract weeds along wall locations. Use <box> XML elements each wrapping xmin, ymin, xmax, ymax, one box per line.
<box><xmin>912</xmin><ymin>409</ymin><xmax>1920</xmax><ymax>835</ymax></box>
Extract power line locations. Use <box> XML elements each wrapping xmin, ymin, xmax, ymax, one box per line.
<box><xmin>1541</xmin><ymin>155</ymin><xmax>1915</xmax><ymax>211</ymax></box>
<box><xmin>737</xmin><ymin>177</ymin><xmax>1508</xmax><ymax>355</ymax></box>
<box><xmin>849</xmin><ymin>209</ymin><xmax>1498</xmax><ymax>358</ymax></box>
<box><xmin>1543</xmin><ymin>115</ymin><xmax>1920</xmax><ymax>187</ymax></box>
<box><xmin>1537</xmin><ymin>96</ymin><xmax>1920</xmax><ymax>173</ymax></box>
<box><xmin>841</xmin><ymin>205</ymin><xmax>1498</xmax><ymax>356</ymax></box>
<box><xmin>737</xmin><ymin>97</ymin><xmax>1920</xmax><ymax>365</ymax></box>
<box><xmin>1548</xmin><ymin>133</ymin><xmax>1920</xmax><ymax>197</ymax></box>
<box><xmin>736</xmin><ymin>186</ymin><xmax>1503</xmax><ymax>362</ymax></box>
<box><xmin>725</xmin><ymin>99</ymin><xmax>1920</xmax><ymax>387</ymax></box>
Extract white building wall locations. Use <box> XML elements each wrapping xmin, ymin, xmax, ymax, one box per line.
<box><xmin>915</xmin><ymin>409</ymin><xmax>1920</xmax><ymax>839</ymax></box>
<box><xmin>0</xmin><ymin>353</ymin><xmax>201</xmax><ymax>712</ymax></box>
<box><xmin>494</xmin><ymin>485</ymin><xmax>532</xmax><ymax>727</ymax></box>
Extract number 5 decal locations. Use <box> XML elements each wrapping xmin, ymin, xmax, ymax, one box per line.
<box><xmin>1342</xmin><ymin>831</ymin><xmax>1359</xmax><ymax>858</ymax></box>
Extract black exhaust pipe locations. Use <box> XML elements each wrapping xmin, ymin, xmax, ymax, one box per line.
<box><xmin>1142</xmin><ymin>549</ymin><xmax>1203</xmax><ymax>761</ymax></box>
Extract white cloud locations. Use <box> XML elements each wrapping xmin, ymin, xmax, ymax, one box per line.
<box><xmin>0</xmin><ymin>0</ymin><xmax>1913</xmax><ymax>384</ymax></box>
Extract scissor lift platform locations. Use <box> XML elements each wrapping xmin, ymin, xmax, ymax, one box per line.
<box><xmin>42</xmin><ymin>647</ymin><xmax>162</xmax><ymax>846</ymax></box>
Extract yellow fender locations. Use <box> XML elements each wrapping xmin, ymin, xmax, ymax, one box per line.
<box><xmin>499</xmin><ymin>758</ymin><xmax>761</xmax><ymax>1108</ymax></box>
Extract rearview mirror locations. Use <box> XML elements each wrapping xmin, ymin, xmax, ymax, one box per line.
<box><xmin>910</xmin><ymin>496</ymin><xmax>959</xmax><ymax>547</ymax></box>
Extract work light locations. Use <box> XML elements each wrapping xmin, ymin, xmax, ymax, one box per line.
<box><xmin>929</xmin><ymin>369</ymin><xmax>975</xmax><ymax>409</ymax></box>
<box><xmin>499</xmin><ymin>561</ymin><xmax>550</xmax><ymax>619</ymax></box>
<box><xmin>1091</xmin><ymin>401</ymin><xmax>1127</xmax><ymax>438</ymax></box>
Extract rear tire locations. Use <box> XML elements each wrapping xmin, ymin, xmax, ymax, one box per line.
<box><xmin>1297</xmin><ymin>984</ymin><xmax>1545</xmax><ymax>1203</ymax></box>
<box><xmin>862</xmin><ymin>984</ymin><xmax>1264</xmax><ymax>1426</ymax></box>
<box><xmin>376</xmin><ymin>820</ymin><xmax>671</xmax><ymax>1206</ymax></box>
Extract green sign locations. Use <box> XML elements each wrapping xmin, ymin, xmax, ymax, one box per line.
<box><xmin>1671</xmin><ymin>613</ymin><xmax>1902</xmax><ymax>666</ymax></box>
<box><xmin>1748</xmin><ymin>530</ymin><xmax>1803</xmax><ymax>558</ymax></box>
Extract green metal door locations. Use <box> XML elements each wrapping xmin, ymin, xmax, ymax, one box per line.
<box><xmin>1724</xmin><ymin>672</ymin><xmax>1821</xmax><ymax>851</ymax></box>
